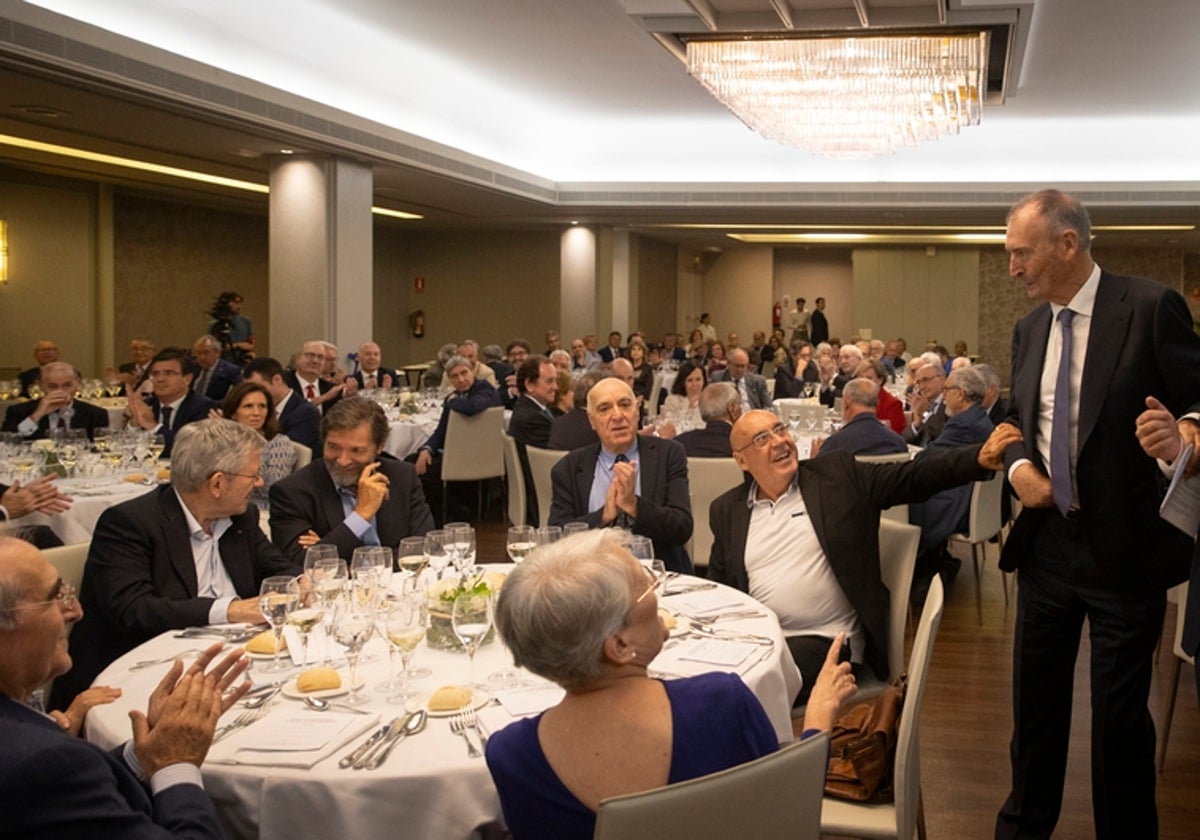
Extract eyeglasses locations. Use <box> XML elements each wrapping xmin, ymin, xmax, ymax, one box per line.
<box><xmin>635</xmin><ymin>566</ymin><xmax>666</xmax><ymax>604</ymax></box>
<box><xmin>735</xmin><ymin>421</ymin><xmax>791</xmax><ymax>453</ymax></box>
<box><xmin>217</xmin><ymin>469</ymin><xmax>262</xmax><ymax>481</ymax></box>
<box><xmin>3</xmin><ymin>579</ymin><xmax>78</xmax><ymax>613</ymax></box>
<box><xmin>942</xmin><ymin>385</ymin><xmax>963</xmax><ymax>395</ymax></box>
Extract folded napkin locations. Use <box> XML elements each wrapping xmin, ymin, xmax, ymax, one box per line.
<box><xmin>207</xmin><ymin>711</ymin><xmax>380</xmax><ymax>769</ymax></box>
<box><xmin>651</xmin><ymin>638</ymin><xmax>758</xmax><ymax>677</ymax></box>
<box><xmin>674</xmin><ymin>589</ymin><xmax>747</xmax><ymax>617</ymax></box>
<box><xmin>493</xmin><ymin>683</ymin><xmax>566</xmax><ymax>717</ymax></box>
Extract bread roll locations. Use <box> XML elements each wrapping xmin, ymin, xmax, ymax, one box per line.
<box><xmin>296</xmin><ymin>666</ymin><xmax>342</xmax><ymax>693</ymax></box>
<box><xmin>428</xmin><ymin>685</ymin><xmax>472</xmax><ymax>711</ymax></box>
<box><xmin>245</xmin><ymin>630</ymin><xmax>285</xmax><ymax>655</ymax></box>
<box><xmin>658</xmin><ymin>609</ymin><xmax>678</xmax><ymax>630</ymax></box>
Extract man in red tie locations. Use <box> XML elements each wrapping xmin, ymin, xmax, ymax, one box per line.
<box><xmin>283</xmin><ymin>340</ymin><xmax>356</xmax><ymax>414</ymax></box>
<box><xmin>2</xmin><ymin>362</ymin><xmax>108</xmax><ymax>441</ymax></box>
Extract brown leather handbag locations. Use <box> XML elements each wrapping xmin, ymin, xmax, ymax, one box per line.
<box><xmin>823</xmin><ymin>675</ymin><xmax>907</xmax><ymax>803</ymax></box>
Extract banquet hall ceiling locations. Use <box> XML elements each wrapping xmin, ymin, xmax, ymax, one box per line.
<box><xmin>0</xmin><ymin>0</ymin><xmax>1198</xmax><ymax>249</ymax></box>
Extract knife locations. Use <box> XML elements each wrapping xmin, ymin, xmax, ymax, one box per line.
<box><xmin>339</xmin><ymin>719</ymin><xmax>398</xmax><ymax>769</ymax></box>
<box><xmin>353</xmin><ymin>714</ymin><xmax>413</xmax><ymax>770</ymax></box>
<box><xmin>365</xmin><ymin>710</ymin><xmax>427</xmax><ymax>770</ymax></box>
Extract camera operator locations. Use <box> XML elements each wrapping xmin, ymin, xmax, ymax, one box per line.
<box><xmin>208</xmin><ymin>291</ymin><xmax>254</xmax><ymax>364</ymax></box>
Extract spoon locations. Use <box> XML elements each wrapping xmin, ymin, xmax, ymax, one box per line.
<box><xmin>303</xmin><ymin>695</ymin><xmax>373</xmax><ymax>715</ymax></box>
<box><xmin>241</xmin><ymin>687</ymin><xmax>280</xmax><ymax>709</ymax></box>
<box><xmin>365</xmin><ymin>709</ymin><xmax>427</xmax><ymax>770</ymax></box>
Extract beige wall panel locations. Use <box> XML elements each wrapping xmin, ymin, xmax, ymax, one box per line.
<box><xmin>774</xmin><ymin>249</ymin><xmax>854</xmax><ymax>342</ymax></box>
<box><xmin>635</xmin><ymin>236</ymin><xmax>678</xmax><ymax>341</ymax></box>
<box><xmin>702</xmin><ymin>248</ymin><xmax>774</xmax><ymax>345</ymax></box>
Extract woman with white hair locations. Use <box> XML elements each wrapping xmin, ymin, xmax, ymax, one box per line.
<box><xmin>486</xmin><ymin>529</ymin><xmax>854</xmax><ymax>840</ymax></box>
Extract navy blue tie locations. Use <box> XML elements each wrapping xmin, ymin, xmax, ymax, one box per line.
<box><xmin>1050</xmin><ymin>308</ymin><xmax>1074</xmax><ymax>515</ymax></box>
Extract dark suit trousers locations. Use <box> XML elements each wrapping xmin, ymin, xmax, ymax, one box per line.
<box><xmin>996</xmin><ymin>515</ymin><xmax>1163</xmax><ymax>840</ymax></box>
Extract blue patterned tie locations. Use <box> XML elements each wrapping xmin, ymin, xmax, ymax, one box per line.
<box><xmin>1050</xmin><ymin>308</ymin><xmax>1074</xmax><ymax>515</ymax></box>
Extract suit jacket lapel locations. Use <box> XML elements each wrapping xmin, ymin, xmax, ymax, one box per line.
<box><xmin>1078</xmin><ymin>273</ymin><xmax>1130</xmax><ymax>453</ymax></box>
<box><xmin>1020</xmin><ymin>306</ymin><xmax>1053</xmax><ymax>447</ymax></box>
<box><xmin>639</xmin><ymin>438</ymin><xmax>660</xmax><ymax>500</ymax></box>
<box><xmin>219</xmin><ymin>515</ymin><xmax>257</xmax><ymax>596</ymax></box>
<box><xmin>159</xmin><ymin>489</ymin><xmax>200</xmax><ymax>595</ymax></box>
<box><xmin>796</xmin><ymin>463</ymin><xmax>828</xmax><ymax>555</ymax></box>
<box><xmin>315</xmin><ymin>461</ymin><xmax>349</xmax><ymax>534</ymax></box>
<box><xmin>573</xmin><ymin>446</ymin><xmax>601</xmax><ymax>511</ymax></box>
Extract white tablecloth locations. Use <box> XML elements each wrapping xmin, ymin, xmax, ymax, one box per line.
<box><xmin>384</xmin><ymin>412</ymin><xmax>439</xmax><ymax>459</ymax></box>
<box><xmin>84</xmin><ymin>571</ymin><xmax>800</xmax><ymax>840</ymax></box>
<box><xmin>20</xmin><ymin>476</ymin><xmax>155</xmax><ymax>544</ymax></box>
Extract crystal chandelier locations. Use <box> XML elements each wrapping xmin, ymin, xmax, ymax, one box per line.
<box><xmin>686</xmin><ymin>32</ymin><xmax>988</xmax><ymax>160</ymax></box>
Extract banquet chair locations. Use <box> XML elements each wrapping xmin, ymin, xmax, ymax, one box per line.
<box><xmin>441</xmin><ymin>406</ymin><xmax>505</xmax><ymax>522</ymax></box>
<box><xmin>856</xmin><ymin>452</ymin><xmax>912</xmax><ymax>524</ymax></box>
<box><xmin>592</xmin><ymin>731</ymin><xmax>829</xmax><ymax>840</ymax></box>
<box><xmin>1157</xmin><ymin>581</ymin><xmax>1195</xmax><ymax>772</ymax></box>
<box><xmin>820</xmin><ymin>576</ymin><xmax>945</xmax><ymax>840</ymax></box>
<box><xmin>40</xmin><ymin>541</ymin><xmax>89</xmax><ymax>640</ymax></box>
<box><xmin>500</xmin><ymin>432</ymin><xmax>527</xmax><ymax>527</ymax></box>
<box><xmin>946</xmin><ymin>475</ymin><xmax>1005</xmax><ymax>624</ymax></box>
<box><xmin>290</xmin><ymin>439</ymin><xmax>312</xmax><ymax>470</ymax></box>
<box><xmin>525</xmin><ymin>444</ymin><xmax>567</xmax><ymax>528</ymax></box>
<box><xmin>647</xmin><ymin>371</ymin><xmax>664</xmax><ymax>419</ymax></box>
<box><xmin>684</xmin><ymin>457</ymin><xmax>745</xmax><ymax>573</ymax></box>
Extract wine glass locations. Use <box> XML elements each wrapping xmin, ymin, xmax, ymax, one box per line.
<box><xmin>258</xmin><ymin>576</ymin><xmax>299</xmax><ymax>673</ymax></box>
<box><xmin>506</xmin><ymin>525</ymin><xmax>535</xmax><ymax>565</ymax></box>
<box><xmin>286</xmin><ymin>598</ymin><xmax>325</xmax><ymax>667</ymax></box>
<box><xmin>452</xmin><ymin>589</ymin><xmax>494</xmax><ymax>692</ymax></box>
<box><xmin>562</xmin><ymin>522</ymin><xmax>589</xmax><ymax>537</ymax></box>
<box><xmin>534</xmin><ymin>526</ymin><xmax>562</xmax><ymax>547</ymax></box>
<box><xmin>384</xmin><ymin>595</ymin><xmax>427</xmax><ymax>703</ymax></box>
<box><xmin>312</xmin><ymin>557</ymin><xmax>348</xmax><ymax>665</ymax></box>
<box><xmin>352</xmin><ymin>545</ymin><xmax>394</xmax><ymax>592</ymax></box>
<box><xmin>425</xmin><ymin>529</ymin><xmax>451</xmax><ymax>580</ymax></box>
<box><xmin>446</xmin><ymin>524</ymin><xmax>476</xmax><ymax>575</ymax></box>
<box><xmin>787</xmin><ymin>408</ymin><xmax>802</xmax><ymax>436</ymax></box>
<box><xmin>57</xmin><ymin>441</ymin><xmax>81</xmax><ymax>479</ymax></box>
<box><xmin>627</xmin><ymin>535</ymin><xmax>654</xmax><ymax>562</ymax></box>
<box><xmin>332</xmin><ymin>600</ymin><xmax>375</xmax><ymax>705</ymax></box>
<box><xmin>396</xmin><ymin>536</ymin><xmax>428</xmax><ymax>590</ymax></box>
<box><xmin>350</xmin><ymin>554</ymin><xmax>383</xmax><ymax>613</ymax></box>
<box><xmin>148</xmin><ymin>433</ymin><xmax>166</xmax><ymax>461</ymax></box>
<box><xmin>303</xmin><ymin>544</ymin><xmax>341</xmax><ymax>585</ymax></box>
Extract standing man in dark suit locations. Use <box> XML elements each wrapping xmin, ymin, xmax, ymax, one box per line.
<box><xmin>271</xmin><ymin>397</ymin><xmax>434</xmax><ymax>564</ymax></box>
<box><xmin>190</xmin><ymin>335</ymin><xmax>241</xmax><ymax>402</ymax></box>
<box><xmin>710</xmin><ymin>348</ymin><xmax>771</xmax><ymax>412</ymax></box>
<box><xmin>995</xmin><ymin>190</ymin><xmax>1200</xmax><ymax>839</ymax></box>
<box><xmin>509</xmin><ymin>356</ymin><xmax>562</xmax><ymax>525</ymax></box>
<box><xmin>814</xmin><ymin>379</ymin><xmax>907</xmax><ymax>459</ymax></box>
<box><xmin>709</xmin><ymin>409</ymin><xmax>1014</xmax><ymax>703</ymax></box>
<box><xmin>1</xmin><ymin>535</ymin><xmax>252</xmax><ymax>838</ymax></box>
<box><xmin>675</xmin><ymin>382</ymin><xmax>741</xmax><ymax>458</ymax></box>
<box><xmin>548</xmin><ymin>378</ymin><xmax>693</xmax><ymax>573</ymax></box>
<box><xmin>808</xmin><ymin>297</ymin><xmax>829</xmax><ymax>346</ymax></box>
<box><xmin>3</xmin><ymin>362</ymin><xmax>108</xmax><ymax>441</ymax></box>
<box><xmin>16</xmin><ymin>339</ymin><xmax>61</xmax><ymax>398</ymax></box>
<box><xmin>350</xmin><ymin>341</ymin><xmax>398</xmax><ymax>390</ymax></box>
<box><xmin>52</xmin><ymin>419</ymin><xmax>297</xmax><ymax>708</ymax></box>
<box><xmin>243</xmin><ymin>356</ymin><xmax>321</xmax><ymax>454</ymax></box>
<box><xmin>125</xmin><ymin>347</ymin><xmax>217</xmax><ymax>458</ymax></box>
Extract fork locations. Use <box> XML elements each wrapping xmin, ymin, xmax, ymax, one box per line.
<box><xmin>212</xmin><ymin>701</ymin><xmax>271</xmax><ymax>743</ymax></box>
<box><xmin>462</xmin><ymin>707</ymin><xmax>488</xmax><ymax>750</ymax></box>
<box><xmin>450</xmin><ymin>712</ymin><xmax>482</xmax><ymax>759</ymax></box>
<box><xmin>130</xmin><ymin>648</ymin><xmax>204</xmax><ymax>671</ymax></box>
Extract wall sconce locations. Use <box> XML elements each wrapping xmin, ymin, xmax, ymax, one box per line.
<box><xmin>0</xmin><ymin>219</ymin><xmax>8</xmax><ymax>284</ymax></box>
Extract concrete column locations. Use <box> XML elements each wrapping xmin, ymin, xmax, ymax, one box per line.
<box><xmin>561</xmin><ymin>225</ymin><xmax>597</xmax><ymax>341</ymax></box>
<box><xmin>268</xmin><ymin>155</ymin><xmax>373</xmax><ymax>362</ymax></box>
<box><xmin>95</xmin><ymin>184</ymin><xmax>115</xmax><ymax>371</ymax></box>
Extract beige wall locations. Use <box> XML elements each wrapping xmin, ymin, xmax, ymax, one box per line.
<box><xmin>702</xmin><ymin>248</ymin><xmax>775</xmax><ymax>346</ymax></box>
<box><xmin>774</xmin><ymin>250</ymin><xmax>854</xmax><ymax>342</ymax></box>
<box><xmin>372</xmin><ymin>228</ymin><xmax>562</xmax><ymax>366</ymax></box>
<box><xmin>635</xmin><ymin>236</ymin><xmax>678</xmax><ymax>341</ymax></box>
<box><xmin>0</xmin><ymin>175</ymin><xmax>97</xmax><ymax>376</ymax></box>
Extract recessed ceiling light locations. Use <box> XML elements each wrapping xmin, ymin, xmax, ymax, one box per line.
<box><xmin>279</xmin><ymin>148</ymin><xmax>294</xmax><ymax>155</ymax></box>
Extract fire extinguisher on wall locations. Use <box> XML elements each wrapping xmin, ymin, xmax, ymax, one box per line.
<box><xmin>772</xmin><ymin>300</ymin><xmax>782</xmax><ymax>330</ymax></box>
<box><xmin>409</xmin><ymin>310</ymin><xmax>425</xmax><ymax>338</ymax></box>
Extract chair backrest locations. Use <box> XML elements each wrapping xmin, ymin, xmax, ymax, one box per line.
<box><xmin>290</xmin><ymin>439</ymin><xmax>312</xmax><ymax>470</ymax></box>
<box><xmin>647</xmin><ymin>371</ymin><xmax>665</xmax><ymax>419</ymax></box>
<box><xmin>685</xmin><ymin>457</ymin><xmax>746</xmax><ymax>570</ymax></box>
<box><xmin>594</xmin><ymin>732</ymin><xmax>829</xmax><ymax>840</ymax></box>
<box><xmin>966</xmin><ymin>475</ymin><xmax>1004</xmax><ymax>543</ymax></box>
<box><xmin>1171</xmin><ymin>581</ymin><xmax>1196</xmax><ymax>665</ymax></box>
<box><xmin>893</xmin><ymin>575</ymin><xmax>945</xmax><ymax>839</ymax></box>
<box><xmin>856</xmin><ymin>452</ymin><xmax>912</xmax><ymax>523</ymax></box>
<box><xmin>40</xmin><ymin>542</ymin><xmax>89</xmax><ymax>639</ymax></box>
<box><xmin>526</xmin><ymin>444</ymin><xmax>568</xmax><ymax>528</ymax></box>
<box><xmin>441</xmin><ymin>406</ymin><xmax>505</xmax><ymax>482</ymax></box>
<box><xmin>501</xmin><ymin>432</ymin><xmax>527</xmax><ymax>528</ymax></box>
<box><xmin>878</xmin><ymin>519</ymin><xmax>921</xmax><ymax>684</ymax></box>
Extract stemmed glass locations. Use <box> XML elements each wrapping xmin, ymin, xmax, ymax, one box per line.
<box><xmin>332</xmin><ymin>593</ymin><xmax>375</xmax><ymax>706</ymax></box>
<box><xmin>506</xmin><ymin>525</ymin><xmax>535</xmax><ymax>565</ymax></box>
<box><xmin>352</xmin><ymin>546</ymin><xmax>394</xmax><ymax>592</ymax></box>
<box><xmin>258</xmin><ymin>576</ymin><xmax>300</xmax><ymax>673</ymax></box>
<box><xmin>452</xmin><ymin>588</ymin><xmax>494</xmax><ymax>692</ymax></box>
<box><xmin>311</xmin><ymin>557</ymin><xmax>348</xmax><ymax>665</ymax></box>
<box><xmin>384</xmin><ymin>594</ymin><xmax>427</xmax><ymax>703</ymax></box>
<box><xmin>304</xmin><ymin>544</ymin><xmax>340</xmax><ymax>582</ymax></box>
<box><xmin>446</xmin><ymin>524</ymin><xmax>476</xmax><ymax>575</ymax></box>
<box><xmin>396</xmin><ymin>536</ymin><xmax>428</xmax><ymax>590</ymax></box>
<box><xmin>425</xmin><ymin>530</ymin><xmax>451</xmax><ymax>580</ymax></box>
<box><xmin>534</xmin><ymin>526</ymin><xmax>562</xmax><ymax>548</ymax></box>
<box><xmin>787</xmin><ymin>408</ymin><xmax>802</xmax><ymax>437</ymax></box>
<box><xmin>627</xmin><ymin>535</ymin><xmax>654</xmax><ymax>563</ymax></box>
<box><xmin>148</xmin><ymin>433</ymin><xmax>166</xmax><ymax>461</ymax></box>
<box><xmin>57</xmin><ymin>439</ymin><xmax>81</xmax><ymax>479</ymax></box>
<box><xmin>562</xmin><ymin>522</ymin><xmax>589</xmax><ymax>537</ymax></box>
<box><xmin>286</xmin><ymin>596</ymin><xmax>325</xmax><ymax>667</ymax></box>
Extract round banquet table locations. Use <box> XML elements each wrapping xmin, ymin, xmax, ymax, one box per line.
<box><xmin>383</xmin><ymin>411</ymin><xmax>439</xmax><ymax>459</ymax></box>
<box><xmin>20</xmin><ymin>475</ymin><xmax>156</xmax><ymax>544</ymax></box>
<box><xmin>84</xmin><ymin>568</ymin><xmax>801</xmax><ymax>840</ymax></box>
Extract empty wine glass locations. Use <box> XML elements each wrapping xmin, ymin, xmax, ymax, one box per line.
<box><xmin>353</xmin><ymin>545</ymin><xmax>394</xmax><ymax>592</ymax></box>
<box><xmin>304</xmin><ymin>544</ymin><xmax>341</xmax><ymax>585</ymax></box>
<box><xmin>332</xmin><ymin>600</ymin><xmax>375</xmax><ymax>706</ymax></box>
<box><xmin>311</xmin><ymin>558</ymin><xmax>348</xmax><ymax>666</ymax></box>
<box><xmin>787</xmin><ymin>408</ymin><xmax>802</xmax><ymax>435</ymax></box>
<box><xmin>627</xmin><ymin>535</ymin><xmax>654</xmax><ymax>562</ymax></box>
<box><xmin>446</xmin><ymin>524</ymin><xmax>476</xmax><ymax>575</ymax></box>
<box><xmin>258</xmin><ymin>576</ymin><xmax>299</xmax><ymax>673</ymax></box>
<box><xmin>562</xmin><ymin>522</ymin><xmax>589</xmax><ymax>536</ymax></box>
<box><xmin>534</xmin><ymin>526</ymin><xmax>562</xmax><ymax>547</ymax></box>
<box><xmin>384</xmin><ymin>595</ymin><xmax>427</xmax><ymax>703</ymax></box>
<box><xmin>452</xmin><ymin>589</ymin><xmax>494</xmax><ymax>692</ymax></box>
<box><xmin>425</xmin><ymin>530</ymin><xmax>451</xmax><ymax>580</ymax></box>
<box><xmin>506</xmin><ymin>525</ymin><xmax>535</xmax><ymax>565</ymax></box>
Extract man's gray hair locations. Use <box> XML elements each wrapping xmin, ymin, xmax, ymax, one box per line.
<box><xmin>437</xmin><ymin>343</ymin><xmax>458</xmax><ymax>363</ymax></box>
<box><xmin>481</xmin><ymin>344</ymin><xmax>504</xmax><ymax>363</ymax></box>
<box><xmin>39</xmin><ymin>361</ymin><xmax>76</xmax><ymax>382</ymax></box>
<box><xmin>918</xmin><ymin>351</ymin><xmax>942</xmax><ymax>369</ymax></box>
<box><xmin>0</xmin><ymin>535</ymin><xmax>31</xmax><ymax>630</ymax></box>
<box><xmin>699</xmin><ymin>382</ymin><xmax>739</xmax><ymax>422</ymax></box>
<box><xmin>573</xmin><ymin>370</ymin><xmax>605</xmax><ymax>409</ymax></box>
<box><xmin>948</xmin><ymin>366</ymin><xmax>986</xmax><ymax>404</ymax></box>
<box><xmin>320</xmin><ymin>396</ymin><xmax>390</xmax><ymax>448</ymax></box>
<box><xmin>194</xmin><ymin>335</ymin><xmax>221</xmax><ymax>351</ymax></box>
<box><xmin>445</xmin><ymin>354</ymin><xmax>473</xmax><ymax>375</ymax></box>
<box><xmin>171</xmin><ymin>419</ymin><xmax>265</xmax><ymax>493</ymax></box>
<box><xmin>974</xmin><ymin>363</ymin><xmax>1001</xmax><ymax>392</ymax></box>
<box><xmin>1008</xmin><ymin>189</ymin><xmax>1092</xmax><ymax>252</ymax></box>
<box><xmin>494</xmin><ymin>529</ymin><xmax>638</xmax><ymax>690</ymax></box>
<box><xmin>842</xmin><ymin>378</ymin><xmax>880</xmax><ymax>409</ymax></box>
<box><xmin>549</xmin><ymin>349</ymin><xmax>571</xmax><ymax>365</ymax></box>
